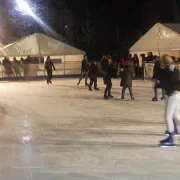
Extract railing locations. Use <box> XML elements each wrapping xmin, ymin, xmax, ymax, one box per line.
<box><xmin>0</xmin><ymin>61</ymin><xmax>81</xmax><ymax>78</ymax></box>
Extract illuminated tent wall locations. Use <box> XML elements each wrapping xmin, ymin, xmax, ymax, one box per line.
<box><xmin>129</xmin><ymin>23</ymin><xmax>180</xmax><ymax>65</ymax></box>
<box><xmin>0</xmin><ymin>33</ymin><xmax>86</xmax><ymax>77</ymax></box>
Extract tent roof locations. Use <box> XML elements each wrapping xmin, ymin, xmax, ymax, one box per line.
<box><xmin>163</xmin><ymin>23</ymin><xmax>180</xmax><ymax>34</ymax></box>
<box><xmin>0</xmin><ymin>33</ymin><xmax>86</xmax><ymax>57</ymax></box>
<box><xmin>129</xmin><ymin>23</ymin><xmax>180</xmax><ymax>52</ymax></box>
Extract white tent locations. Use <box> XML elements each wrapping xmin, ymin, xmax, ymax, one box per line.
<box><xmin>0</xmin><ymin>33</ymin><xmax>86</xmax><ymax>77</ymax></box>
<box><xmin>129</xmin><ymin>23</ymin><xmax>180</xmax><ymax>58</ymax></box>
<box><xmin>0</xmin><ymin>33</ymin><xmax>85</xmax><ymax>57</ymax></box>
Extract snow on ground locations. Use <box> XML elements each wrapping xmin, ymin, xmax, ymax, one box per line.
<box><xmin>0</xmin><ymin>78</ymin><xmax>179</xmax><ymax>180</ymax></box>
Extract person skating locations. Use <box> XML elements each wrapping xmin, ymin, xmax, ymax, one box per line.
<box><xmin>104</xmin><ymin>61</ymin><xmax>115</xmax><ymax>100</ymax></box>
<box><xmin>45</xmin><ymin>56</ymin><xmax>55</xmax><ymax>84</ymax></box>
<box><xmin>152</xmin><ymin>56</ymin><xmax>166</xmax><ymax>101</ymax></box>
<box><xmin>88</xmin><ymin>60</ymin><xmax>99</xmax><ymax>91</ymax></box>
<box><xmin>120</xmin><ymin>59</ymin><xmax>134</xmax><ymax>100</ymax></box>
<box><xmin>159</xmin><ymin>54</ymin><xmax>180</xmax><ymax>147</ymax></box>
<box><xmin>77</xmin><ymin>55</ymin><xmax>89</xmax><ymax>86</ymax></box>
<box><xmin>101</xmin><ymin>55</ymin><xmax>109</xmax><ymax>84</ymax></box>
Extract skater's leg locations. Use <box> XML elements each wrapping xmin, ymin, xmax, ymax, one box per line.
<box><xmin>47</xmin><ymin>70</ymin><xmax>50</xmax><ymax>83</ymax></box>
<box><xmin>165</xmin><ymin>95</ymin><xmax>177</xmax><ymax>133</ymax></box>
<box><xmin>161</xmin><ymin>88</ymin><xmax>166</xmax><ymax>100</ymax></box>
<box><xmin>160</xmin><ymin>94</ymin><xmax>178</xmax><ymax>147</ymax></box>
<box><xmin>108</xmin><ymin>79</ymin><xmax>112</xmax><ymax>95</ymax></box>
<box><xmin>173</xmin><ymin>93</ymin><xmax>180</xmax><ymax>133</ymax></box>
<box><xmin>89</xmin><ymin>77</ymin><xmax>93</xmax><ymax>91</ymax></box>
<box><xmin>104</xmin><ymin>78</ymin><xmax>110</xmax><ymax>99</ymax></box>
<box><xmin>94</xmin><ymin>76</ymin><xmax>99</xmax><ymax>90</ymax></box>
<box><xmin>85</xmin><ymin>71</ymin><xmax>89</xmax><ymax>86</ymax></box>
<box><xmin>78</xmin><ymin>71</ymin><xmax>84</xmax><ymax>85</ymax></box>
<box><xmin>128</xmin><ymin>87</ymin><xmax>134</xmax><ymax>100</ymax></box>
<box><xmin>49</xmin><ymin>70</ymin><xmax>53</xmax><ymax>83</ymax></box>
<box><xmin>153</xmin><ymin>79</ymin><xmax>158</xmax><ymax>100</ymax></box>
<box><xmin>121</xmin><ymin>86</ymin><xmax>126</xmax><ymax>99</ymax></box>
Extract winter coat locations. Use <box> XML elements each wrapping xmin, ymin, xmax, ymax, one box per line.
<box><xmin>81</xmin><ymin>59</ymin><xmax>89</xmax><ymax>72</ymax></box>
<box><xmin>88</xmin><ymin>63</ymin><xmax>98</xmax><ymax>77</ymax></box>
<box><xmin>120</xmin><ymin>65</ymin><xmax>134</xmax><ymax>87</ymax></box>
<box><xmin>152</xmin><ymin>60</ymin><xmax>161</xmax><ymax>80</ymax></box>
<box><xmin>45</xmin><ymin>60</ymin><xmax>55</xmax><ymax>71</ymax></box>
<box><xmin>101</xmin><ymin>58</ymin><xmax>109</xmax><ymax>72</ymax></box>
<box><xmin>159</xmin><ymin>67</ymin><xmax>180</xmax><ymax>96</ymax></box>
<box><xmin>105</xmin><ymin>63</ymin><xmax>115</xmax><ymax>79</ymax></box>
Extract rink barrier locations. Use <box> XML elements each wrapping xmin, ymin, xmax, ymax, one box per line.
<box><xmin>0</xmin><ymin>74</ymin><xmax>81</xmax><ymax>81</ymax></box>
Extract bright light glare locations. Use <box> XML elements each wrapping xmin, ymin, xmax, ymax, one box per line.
<box><xmin>16</xmin><ymin>0</ymin><xmax>34</xmax><ymax>17</ymax></box>
<box><xmin>15</xmin><ymin>0</ymin><xmax>58</xmax><ymax>38</ymax></box>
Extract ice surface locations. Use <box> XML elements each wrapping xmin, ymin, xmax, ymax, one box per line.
<box><xmin>0</xmin><ymin>78</ymin><xmax>179</xmax><ymax>180</ymax></box>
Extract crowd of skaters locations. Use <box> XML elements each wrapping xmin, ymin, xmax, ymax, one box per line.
<box><xmin>76</xmin><ymin>53</ymin><xmax>180</xmax><ymax>147</ymax></box>
<box><xmin>77</xmin><ymin>54</ymin><xmax>135</xmax><ymax>100</ymax></box>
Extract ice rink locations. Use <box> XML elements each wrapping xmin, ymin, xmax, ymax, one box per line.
<box><xmin>0</xmin><ymin>78</ymin><xmax>179</xmax><ymax>180</ymax></box>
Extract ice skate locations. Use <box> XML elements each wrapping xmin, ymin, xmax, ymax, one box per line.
<box><xmin>104</xmin><ymin>94</ymin><xmax>109</xmax><ymax>100</ymax></box>
<box><xmin>165</xmin><ymin>128</ymin><xmax>179</xmax><ymax>137</ymax></box>
<box><xmin>94</xmin><ymin>87</ymin><xmax>99</xmax><ymax>91</ymax></box>
<box><xmin>77</xmin><ymin>82</ymin><xmax>80</xmax><ymax>86</ymax></box>
<box><xmin>121</xmin><ymin>96</ymin><xmax>124</xmax><ymax>100</ymax></box>
<box><xmin>130</xmin><ymin>95</ymin><xmax>134</xmax><ymax>100</ymax></box>
<box><xmin>108</xmin><ymin>94</ymin><xmax>113</xmax><ymax>98</ymax></box>
<box><xmin>49</xmin><ymin>81</ymin><xmax>52</xmax><ymax>84</ymax></box>
<box><xmin>160</xmin><ymin>133</ymin><xmax>176</xmax><ymax>147</ymax></box>
<box><xmin>152</xmin><ymin>97</ymin><xmax>158</xmax><ymax>101</ymax></box>
<box><xmin>161</xmin><ymin>96</ymin><xmax>166</xmax><ymax>101</ymax></box>
<box><xmin>88</xmin><ymin>87</ymin><xmax>92</xmax><ymax>91</ymax></box>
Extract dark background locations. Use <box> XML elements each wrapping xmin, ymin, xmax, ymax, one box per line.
<box><xmin>1</xmin><ymin>0</ymin><xmax>180</xmax><ymax>59</ymax></box>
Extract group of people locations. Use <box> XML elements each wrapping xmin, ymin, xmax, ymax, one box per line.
<box><xmin>2</xmin><ymin>56</ymin><xmax>23</xmax><ymax>77</ymax></box>
<box><xmin>76</xmin><ymin>54</ymin><xmax>180</xmax><ymax>147</ymax></box>
<box><xmin>77</xmin><ymin>55</ymin><xmax>135</xmax><ymax>100</ymax></box>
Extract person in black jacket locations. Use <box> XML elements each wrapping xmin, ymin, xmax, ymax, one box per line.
<box><xmin>77</xmin><ymin>55</ymin><xmax>89</xmax><ymax>86</ymax></box>
<box><xmin>120</xmin><ymin>59</ymin><xmax>134</xmax><ymax>100</ymax></box>
<box><xmin>152</xmin><ymin>56</ymin><xmax>166</xmax><ymax>101</ymax></box>
<box><xmin>88</xmin><ymin>60</ymin><xmax>99</xmax><ymax>91</ymax></box>
<box><xmin>45</xmin><ymin>56</ymin><xmax>55</xmax><ymax>84</ymax></box>
<box><xmin>132</xmin><ymin>54</ymin><xmax>140</xmax><ymax>79</ymax></box>
<box><xmin>104</xmin><ymin>61</ymin><xmax>115</xmax><ymax>100</ymax></box>
<box><xmin>101</xmin><ymin>55</ymin><xmax>109</xmax><ymax>84</ymax></box>
<box><xmin>159</xmin><ymin>54</ymin><xmax>180</xmax><ymax>147</ymax></box>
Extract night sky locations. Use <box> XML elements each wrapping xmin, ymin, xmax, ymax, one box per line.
<box><xmin>1</xmin><ymin>0</ymin><xmax>180</xmax><ymax>58</ymax></box>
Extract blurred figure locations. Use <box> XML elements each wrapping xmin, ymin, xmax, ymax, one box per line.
<box><xmin>120</xmin><ymin>59</ymin><xmax>134</xmax><ymax>100</ymax></box>
<box><xmin>159</xmin><ymin>54</ymin><xmax>180</xmax><ymax>147</ymax></box>
<box><xmin>146</xmin><ymin>52</ymin><xmax>153</xmax><ymax>63</ymax></box>
<box><xmin>151</xmin><ymin>56</ymin><xmax>166</xmax><ymax>101</ymax></box>
<box><xmin>77</xmin><ymin>55</ymin><xmax>89</xmax><ymax>86</ymax></box>
<box><xmin>45</xmin><ymin>56</ymin><xmax>55</xmax><ymax>84</ymax></box>
<box><xmin>101</xmin><ymin>55</ymin><xmax>109</xmax><ymax>84</ymax></box>
<box><xmin>2</xmin><ymin>56</ymin><xmax>13</xmax><ymax>77</ymax></box>
<box><xmin>12</xmin><ymin>57</ymin><xmax>22</xmax><ymax>77</ymax></box>
<box><xmin>88</xmin><ymin>60</ymin><xmax>99</xmax><ymax>91</ymax></box>
<box><xmin>132</xmin><ymin>54</ymin><xmax>140</xmax><ymax>79</ymax></box>
<box><xmin>104</xmin><ymin>61</ymin><xmax>115</xmax><ymax>100</ymax></box>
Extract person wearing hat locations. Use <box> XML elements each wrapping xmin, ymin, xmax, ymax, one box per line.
<box><xmin>88</xmin><ymin>60</ymin><xmax>99</xmax><ymax>91</ymax></box>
